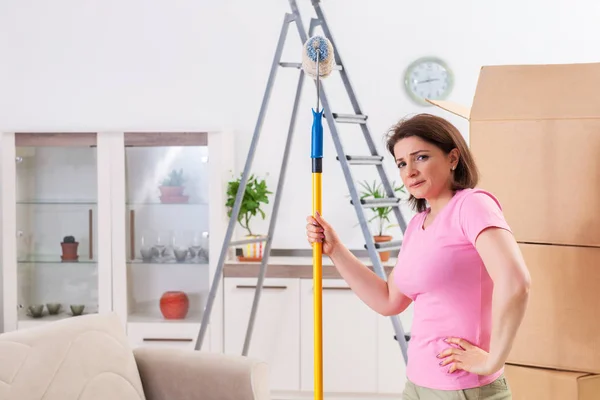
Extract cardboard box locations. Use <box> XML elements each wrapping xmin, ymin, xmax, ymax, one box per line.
<box><xmin>507</xmin><ymin>243</ymin><xmax>600</xmax><ymax>373</ymax></box>
<box><xmin>504</xmin><ymin>364</ymin><xmax>600</xmax><ymax>400</ymax></box>
<box><xmin>428</xmin><ymin>62</ymin><xmax>600</xmax><ymax>247</ymax></box>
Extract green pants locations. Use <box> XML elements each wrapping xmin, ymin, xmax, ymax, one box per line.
<box><xmin>402</xmin><ymin>374</ymin><xmax>511</xmax><ymax>400</ymax></box>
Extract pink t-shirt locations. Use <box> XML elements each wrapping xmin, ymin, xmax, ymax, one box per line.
<box><xmin>393</xmin><ymin>188</ymin><xmax>511</xmax><ymax>390</ymax></box>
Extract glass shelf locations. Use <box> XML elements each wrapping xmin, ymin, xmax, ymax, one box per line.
<box><xmin>18</xmin><ymin>311</ymin><xmax>97</xmax><ymax>322</ymax></box>
<box><xmin>19</xmin><ymin>313</ymin><xmax>69</xmax><ymax>322</ymax></box>
<box><xmin>128</xmin><ymin>259</ymin><xmax>209</xmax><ymax>266</ymax></box>
<box><xmin>17</xmin><ymin>200</ymin><xmax>97</xmax><ymax>206</ymax></box>
<box><xmin>17</xmin><ymin>255</ymin><xmax>97</xmax><ymax>264</ymax></box>
<box><xmin>126</xmin><ymin>202</ymin><xmax>208</xmax><ymax>206</ymax></box>
<box><xmin>128</xmin><ymin>310</ymin><xmax>203</xmax><ymax>324</ymax></box>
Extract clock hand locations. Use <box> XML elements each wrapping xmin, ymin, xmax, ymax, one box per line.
<box><xmin>416</xmin><ymin>78</ymin><xmax>439</xmax><ymax>84</ymax></box>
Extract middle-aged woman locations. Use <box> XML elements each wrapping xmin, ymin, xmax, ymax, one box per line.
<box><xmin>305</xmin><ymin>113</ymin><xmax>531</xmax><ymax>399</ymax></box>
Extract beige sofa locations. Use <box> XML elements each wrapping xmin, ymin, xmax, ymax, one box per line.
<box><xmin>0</xmin><ymin>312</ymin><xmax>270</xmax><ymax>400</ymax></box>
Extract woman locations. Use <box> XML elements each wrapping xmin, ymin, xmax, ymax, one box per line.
<box><xmin>305</xmin><ymin>113</ymin><xmax>531</xmax><ymax>399</ymax></box>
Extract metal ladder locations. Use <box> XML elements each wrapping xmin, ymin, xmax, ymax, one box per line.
<box><xmin>195</xmin><ymin>0</ymin><xmax>410</xmax><ymax>365</ymax></box>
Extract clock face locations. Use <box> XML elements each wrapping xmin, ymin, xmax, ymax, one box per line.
<box><xmin>404</xmin><ymin>57</ymin><xmax>453</xmax><ymax>106</ymax></box>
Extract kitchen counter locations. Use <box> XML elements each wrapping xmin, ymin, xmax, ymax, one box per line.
<box><xmin>223</xmin><ymin>256</ymin><xmax>395</xmax><ymax>279</ymax></box>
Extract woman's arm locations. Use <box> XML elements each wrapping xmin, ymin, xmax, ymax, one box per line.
<box><xmin>475</xmin><ymin>227</ymin><xmax>531</xmax><ymax>371</ymax></box>
<box><xmin>307</xmin><ymin>212</ymin><xmax>412</xmax><ymax>316</ymax></box>
<box><xmin>329</xmin><ymin>244</ymin><xmax>412</xmax><ymax>316</ymax></box>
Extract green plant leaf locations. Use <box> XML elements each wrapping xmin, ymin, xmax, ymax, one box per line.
<box><xmin>225</xmin><ymin>173</ymin><xmax>273</xmax><ymax>236</ymax></box>
<box><xmin>356</xmin><ymin>179</ymin><xmax>406</xmax><ymax>236</ymax></box>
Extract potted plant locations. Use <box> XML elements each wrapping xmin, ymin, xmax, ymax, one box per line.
<box><xmin>358</xmin><ymin>180</ymin><xmax>405</xmax><ymax>262</ymax></box>
<box><xmin>226</xmin><ymin>173</ymin><xmax>272</xmax><ymax>261</ymax></box>
<box><xmin>61</xmin><ymin>235</ymin><xmax>79</xmax><ymax>261</ymax></box>
<box><xmin>158</xmin><ymin>168</ymin><xmax>188</xmax><ymax>203</ymax></box>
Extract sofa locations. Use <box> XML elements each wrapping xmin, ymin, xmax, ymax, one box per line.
<box><xmin>0</xmin><ymin>312</ymin><xmax>270</xmax><ymax>400</ymax></box>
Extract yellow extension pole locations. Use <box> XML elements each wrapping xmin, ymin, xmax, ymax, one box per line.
<box><xmin>309</xmin><ymin>42</ymin><xmax>326</xmax><ymax>400</ymax></box>
<box><xmin>312</xmin><ymin>172</ymin><xmax>323</xmax><ymax>400</ymax></box>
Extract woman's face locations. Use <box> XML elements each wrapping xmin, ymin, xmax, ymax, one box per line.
<box><xmin>393</xmin><ymin>136</ymin><xmax>457</xmax><ymax>200</ymax></box>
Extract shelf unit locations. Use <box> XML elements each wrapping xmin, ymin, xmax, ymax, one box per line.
<box><xmin>0</xmin><ymin>132</ymin><xmax>110</xmax><ymax>333</ymax></box>
<box><xmin>0</xmin><ymin>130</ymin><xmax>233</xmax><ymax>354</ymax></box>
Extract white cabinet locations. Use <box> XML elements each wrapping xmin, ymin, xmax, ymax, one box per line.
<box><xmin>224</xmin><ymin>277</ymin><xmax>300</xmax><ymax>392</ymax></box>
<box><xmin>299</xmin><ymin>279</ymin><xmax>379</xmax><ymax>394</ymax></box>
<box><xmin>0</xmin><ymin>132</ymin><xmax>113</xmax><ymax>333</ymax></box>
<box><xmin>222</xmin><ymin>276</ymin><xmax>412</xmax><ymax>397</ymax></box>
<box><xmin>0</xmin><ymin>131</ymin><xmax>234</xmax><ymax>356</ymax></box>
<box><xmin>110</xmin><ymin>131</ymin><xmax>233</xmax><ymax>354</ymax></box>
<box><xmin>127</xmin><ymin>321</ymin><xmax>201</xmax><ymax>350</ymax></box>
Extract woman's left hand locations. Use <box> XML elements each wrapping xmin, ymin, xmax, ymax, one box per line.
<box><xmin>437</xmin><ymin>337</ymin><xmax>496</xmax><ymax>375</ymax></box>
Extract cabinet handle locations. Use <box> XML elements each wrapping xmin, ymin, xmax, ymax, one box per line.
<box><xmin>320</xmin><ymin>286</ymin><xmax>352</xmax><ymax>291</ymax></box>
<box><xmin>236</xmin><ymin>285</ymin><xmax>288</xmax><ymax>290</ymax></box>
<box><xmin>143</xmin><ymin>338</ymin><xmax>194</xmax><ymax>342</ymax></box>
<box><xmin>130</xmin><ymin>210</ymin><xmax>135</xmax><ymax>261</ymax></box>
<box><xmin>89</xmin><ymin>209</ymin><xmax>93</xmax><ymax>260</ymax></box>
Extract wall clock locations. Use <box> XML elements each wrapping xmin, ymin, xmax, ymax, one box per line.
<box><xmin>403</xmin><ymin>57</ymin><xmax>454</xmax><ymax>106</ymax></box>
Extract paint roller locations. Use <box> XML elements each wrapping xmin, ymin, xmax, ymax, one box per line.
<box><xmin>302</xmin><ymin>34</ymin><xmax>335</xmax><ymax>400</ymax></box>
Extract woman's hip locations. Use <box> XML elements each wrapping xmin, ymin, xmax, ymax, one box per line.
<box><xmin>402</xmin><ymin>374</ymin><xmax>512</xmax><ymax>400</ymax></box>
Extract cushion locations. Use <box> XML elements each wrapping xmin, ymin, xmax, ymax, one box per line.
<box><xmin>0</xmin><ymin>312</ymin><xmax>146</xmax><ymax>400</ymax></box>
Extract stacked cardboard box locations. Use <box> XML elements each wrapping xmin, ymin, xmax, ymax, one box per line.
<box><xmin>430</xmin><ymin>63</ymin><xmax>600</xmax><ymax>399</ymax></box>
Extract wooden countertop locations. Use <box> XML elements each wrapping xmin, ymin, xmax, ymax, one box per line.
<box><xmin>223</xmin><ymin>256</ymin><xmax>395</xmax><ymax>279</ymax></box>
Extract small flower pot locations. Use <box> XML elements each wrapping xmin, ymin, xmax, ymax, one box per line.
<box><xmin>159</xmin><ymin>186</ymin><xmax>185</xmax><ymax>197</ymax></box>
<box><xmin>238</xmin><ymin>234</ymin><xmax>266</xmax><ymax>262</ymax></box>
<box><xmin>61</xmin><ymin>242</ymin><xmax>79</xmax><ymax>261</ymax></box>
<box><xmin>374</xmin><ymin>235</ymin><xmax>393</xmax><ymax>262</ymax></box>
<box><xmin>158</xmin><ymin>186</ymin><xmax>189</xmax><ymax>203</ymax></box>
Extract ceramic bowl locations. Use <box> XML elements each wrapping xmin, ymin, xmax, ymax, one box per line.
<box><xmin>70</xmin><ymin>304</ymin><xmax>85</xmax><ymax>316</ymax></box>
<box><xmin>27</xmin><ymin>304</ymin><xmax>44</xmax><ymax>318</ymax></box>
<box><xmin>46</xmin><ymin>303</ymin><xmax>62</xmax><ymax>315</ymax></box>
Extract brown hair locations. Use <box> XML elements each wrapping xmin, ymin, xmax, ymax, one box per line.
<box><xmin>385</xmin><ymin>113</ymin><xmax>479</xmax><ymax>213</ymax></box>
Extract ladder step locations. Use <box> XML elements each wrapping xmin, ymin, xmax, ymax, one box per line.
<box><xmin>230</xmin><ymin>236</ymin><xmax>269</xmax><ymax>246</ymax></box>
<box><xmin>351</xmin><ymin>198</ymin><xmax>401</xmax><ymax>208</ymax></box>
<box><xmin>336</xmin><ymin>155</ymin><xmax>383</xmax><ymax>165</ymax></box>
<box><xmin>332</xmin><ymin>113</ymin><xmax>368</xmax><ymax>124</ymax></box>
<box><xmin>280</xmin><ymin>62</ymin><xmax>343</xmax><ymax>71</ymax></box>
<box><xmin>365</xmin><ymin>240</ymin><xmax>403</xmax><ymax>252</ymax></box>
<box><xmin>374</xmin><ymin>240</ymin><xmax>402</xmax><ymax>250</ymax></box>
<box><xmin>394</xmin><ymin>334</ymin><xmax>411</xmax><ymax>342</ymax></box>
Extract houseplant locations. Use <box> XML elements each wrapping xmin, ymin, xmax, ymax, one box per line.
<box><xmin>158</xmin><ymin>168</ymin><xmax>188</xmax><ymax>203</ymax></box>
<box><xmin>358</xmin><ymin>180</ymin><xmax>405</xmax><ymax>261</ymax></box>
<box><xmin>61</xmin><ymin>235</ymin><xmax>79</xmax><ymax>261</ymax></box>
<box><xmin>226</xmin><ymin>173</ymin><xmax>272</xmax><ymax>261</ymax></box>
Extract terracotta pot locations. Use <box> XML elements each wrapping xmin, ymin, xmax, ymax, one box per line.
<box><xmin>158</xmin><ymin>186</ymin><xmax>188</xmax><ymax>204</ymax></box>
<box><xmin>61</xmin><ymin>242</ymin><xmax>79</xmax><ymax>261</ymax></box>
<box><xmin>374</xmin><ymin>235</ymin><xmax>393</xmax><ymax>262</ymax></box>
<box><xmin>160</xmin><ymin>291</ymin><xmax>189</xmax><ymax>320</ymax></box>
<box><xmin>158</xmin><ymin>186</ymin><xmax>185</xmax><ymax>197</ymax></box>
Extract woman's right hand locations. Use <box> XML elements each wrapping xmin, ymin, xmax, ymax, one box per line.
<box><xmin>306</xmin><ymin>211</ymin><xmax>340</xmax><ymax>256</ymax></box>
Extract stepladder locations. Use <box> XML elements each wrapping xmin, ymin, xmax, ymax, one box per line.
<box><xmin>196</xmin><ymin>0</ymin><xmax>410</xmax><ymax>370</ymax></box>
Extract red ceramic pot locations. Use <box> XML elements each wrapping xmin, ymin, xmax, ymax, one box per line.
<box><xmin>61</xmin><ymin>242</ymin><xmax>79</xmax><ymax>261</ymax></box>
<box><xmin>159</xmin><ymin>291</ymin><xmax>189</xmax><ymax>319</ymax></box>
<box><xmin>158</xmin><ymin>186</ymin><xmax>185</xmax><ymax>197</ymax></box>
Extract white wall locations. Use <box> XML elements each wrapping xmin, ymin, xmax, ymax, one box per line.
<box><xmin>1</xmin><ymin>0</ymin><xmax>600</xmax><ymax>250</ymax></box>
